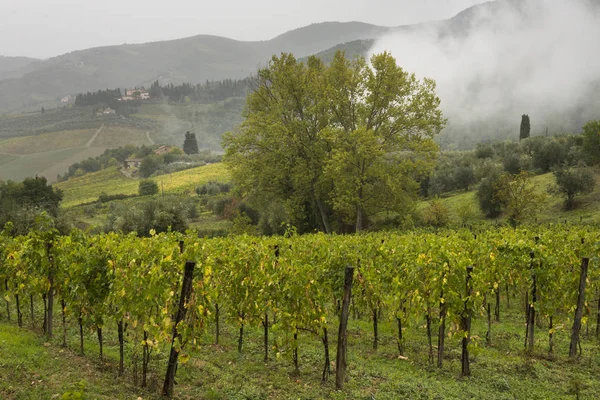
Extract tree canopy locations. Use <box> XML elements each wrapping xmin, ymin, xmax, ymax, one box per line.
<box><xmin>224</xmin><ymin>51</ymin><xmax>445</xmax><ymax>233</ymax></box>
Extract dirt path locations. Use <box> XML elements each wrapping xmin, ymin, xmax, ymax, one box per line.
<box><xmin>85</xmin><ymin>124</ymin><xmax>104</xmax><ymax>147</ymax></box>
<box><xmin>146</xmin><ymin>131</ymin><xmax>155</xmax><ymax>145</ymax></box>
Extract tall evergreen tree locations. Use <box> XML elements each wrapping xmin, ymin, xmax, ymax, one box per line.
<box><xmin>183</xmin><ymin>131</ymin><xmax>199</xmax><ymax>154</ymax></box>
<box><xmin>519</xmin><ymin>114</ymin><xmax>531</xmax><ymax>140</ymax></box>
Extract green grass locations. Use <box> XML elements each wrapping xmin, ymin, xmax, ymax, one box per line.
<box><xmin>56</xmin><ymin>163</ymin><xmax>231</xmax><ymax>207</ymax></box>
<box><xmin>0</xmin><ymin>322</ymin><xmax>145</xmax><ymax>399</ymax></box>
<box><xmin>2</xmin><ymin>295</ymin><xmax>600</xmax><ymax>399</ymax></box>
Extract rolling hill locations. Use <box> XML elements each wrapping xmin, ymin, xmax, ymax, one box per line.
<box><xmin>0</xmin><ymin>22</ymin><xmax>389</xmax><ymax>113</ymax></box>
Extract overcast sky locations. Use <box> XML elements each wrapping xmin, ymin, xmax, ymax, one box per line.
<box><xmin>0</xmin><ymin>0</ymin><xmax>487</xmax><ymax>59</ymax></box>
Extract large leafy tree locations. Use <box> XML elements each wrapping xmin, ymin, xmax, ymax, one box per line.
<box><xmin>551</xmin><ymin>167</ymin><xmax>595</xmax><ymax>210</ymax></box>
<box><xmin>224</xmin><ymin>51</ymin><xmax>445</xmax><ymax>233</ymax></box>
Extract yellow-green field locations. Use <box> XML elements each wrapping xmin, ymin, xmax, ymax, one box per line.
<box><xmin>56</xmin><ymin>163</ymin><xmax>230</xmax><ymax>207</ymax></box>
<box><xmin>0</xmin><ymin>129</ymin><xmax>95</xmax><ymax>154</ymax></box>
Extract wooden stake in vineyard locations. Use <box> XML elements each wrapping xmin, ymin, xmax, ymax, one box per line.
<box><xmin>461</xmin><ymin>265</ymin><xmax>473</xmax><ymax>377</ymax></box>
<box><xmin>162</xmin><ymin>260</ymin><xmax>196</xmax><ymax>398</ymax></box>
<box><xmin>569</xmin><ymin>257</ymin><xmax>589</xmax><ymax>359</ymax></box>
<box><xmin>336</xmin><ymin>265</ymin><xmax>355</xmax><ymax>389</ymax></box>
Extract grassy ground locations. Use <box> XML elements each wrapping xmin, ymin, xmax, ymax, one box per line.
<box><xmin>1</xmin><ymin>294</ymin><xmax>600</xmax><ymax>399</ymax></box>
<box><xmin>55</xmin><ymin>163</ymin><xmax>230</xmax><ymax>207</ymax></box>
<box><xmin>0</xmin><ymin>322</ymin><xmax>146</xmax><ymax>399</ymax></box>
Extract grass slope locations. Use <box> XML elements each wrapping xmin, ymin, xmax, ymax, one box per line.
<box><xmin>428</xmin><ymin>169</ymin><xmax>600</xmax><ymax>225</ymax></box>
<box><xmin>0</xmin><ymin>322</ymin><xmax>145</xmax><ymax>399</ymax></box>
<box><xmin>0</xmin><ymin>148</ymin><xmax>93</xmax><ymax>182</ymax></box>
<box><xmin>56</xmin><ymin>163</ymin><xmax>230</xmax><ymax>207</ymax></box>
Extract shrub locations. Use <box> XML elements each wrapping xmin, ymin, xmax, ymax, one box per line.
<box><xmin>138</xmin><ymin>179</ymin><xmax>159</xmax><ymax>196</ymax></box>
<box><xmin>423</xmin><ymin>199</ymin><xmax>450</xmax><ymax>228</ymax></box>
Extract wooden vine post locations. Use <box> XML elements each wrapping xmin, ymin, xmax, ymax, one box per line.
<box><xmin>569</xmin><ymin>257</ymin><xmax>589</xmax><ymax>358</ymax></box>
<box><xmin>336</xmin><ymin>265</ymin><xmax>355</xmax><ymax>389</ymax></box>
<box><xmin>162</xmin><ymin>260</ymin><xmax>196</xmax><ymax>398</ymax></box>
<box><xmin>461</xmin><ymin>265</ymin><xmax>473</xmax><ymax>377</ymax></box>
<box><xmin>46</xmin><ymin>242</ymin><xmax>55</xmax><ymax>339</ymax></box>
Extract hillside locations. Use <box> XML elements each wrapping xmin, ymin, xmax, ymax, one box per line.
<box><xmin>55</xmin><ymin>162</ymin><xmax>230</xmax><ymax>207</ymax></box>
<box><xmin>0</xmin><ymin>22</ymin><xmax>389</xmax><ymax>113</ymax></box>
<box><xmin>425</xmin><ymin>169</ymin><xmax>600</xmax><ymax>225</ymax></box>
<box><xmin>0</xmin><ymin>55</ymin><xmax>40</xmax><ymax>80</ymax></box>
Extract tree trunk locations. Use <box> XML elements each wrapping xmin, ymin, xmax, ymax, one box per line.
<box><xmin>315</xmin><ymin>196</ymin><xmax>331</xmax><ymax>234</ymax></box>
<box><xmin>335</xmin><ymin>265</ymin><xmax>355</xmax><ymax>389</ymax></box>
<box><xmin>506</xmin><ymin>284</ymin><xmax>510</xmax><ymax>309</ymax></box>
<box><xmin>569</xmin><ymin>258</ymin><xmax>589</xmax><ymax>358</ymax></box>
<box><xmin>355</xmin><ymin>203</ymin><xmax>363</xmax><ymax>232</ymax></box>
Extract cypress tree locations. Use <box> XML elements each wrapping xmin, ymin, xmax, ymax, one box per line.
<box><xmin>183</xmin><ymin>131</ymin><xmax>199</xmax><ymax>154</ymax></box>
<box><xmin>520</xmin><ymin>114</ymin><xmax>531</xmax><ymax>140</ymax></box>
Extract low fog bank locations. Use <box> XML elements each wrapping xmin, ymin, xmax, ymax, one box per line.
<box><xmin>370</xmin><ymin>0</ymin><xmax>600</xmax><ymax>148</ymax></box>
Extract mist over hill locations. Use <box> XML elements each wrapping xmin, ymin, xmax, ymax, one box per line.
<box><xmin>2</xmin><ymin>0</ymin><xmax>599</xmax><ymax>148</ymax></box>
<box><xmin>370</xmin><ymin>0</ymin><xmax>600</xmax><ymax>147</ymax></box>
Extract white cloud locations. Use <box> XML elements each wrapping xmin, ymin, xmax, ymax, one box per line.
<box><xmin>370</xmin><ymin>0</ymin><xmax>600</xmax><ymax>142</ymax></box>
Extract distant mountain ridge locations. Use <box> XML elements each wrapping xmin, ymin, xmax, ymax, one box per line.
<box><xmin>0</xmin><ymin>56</ymin><xmax>40</xmax><ymax>80</ymax></box>
<box><xmin>0</xmin><ymin>22</ymin><xmax>389</xmax><ymax>113</ymax></box>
